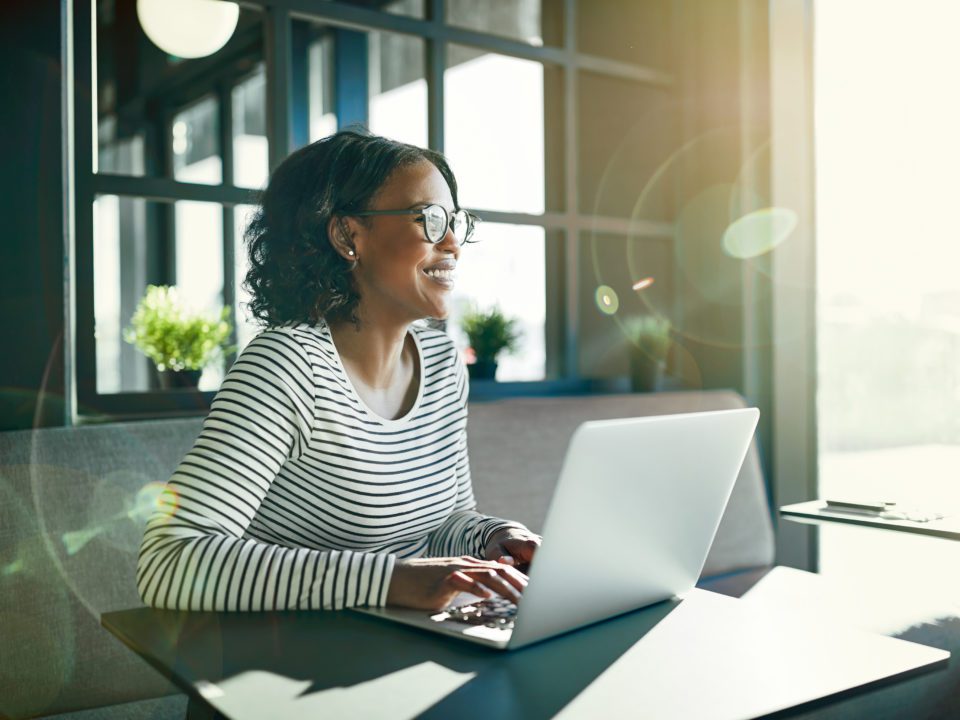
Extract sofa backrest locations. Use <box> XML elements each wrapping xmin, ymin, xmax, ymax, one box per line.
<box><xmin>0</xmin><ymin>389</ymin><xmax>773</xmax><ymax>718</ymax></box>
<box><xmin>467</xmin><ymin>390</ymin><xmax>775</xmax><ymax>578</ymax></box>
<box><xmin>0</xmin><ymin>417</ymin><xmax>204</xmax><ymax>719</ymax></box>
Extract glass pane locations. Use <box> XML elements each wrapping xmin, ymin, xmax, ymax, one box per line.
<box><xmin>232</xmin><ymin>64</ymin><xmax>268</xmax><ymax>189</ymax></box>
<box><xmin>308</xmin><ymin>33</ymin><xmax>337</xmax><ymax>142</ymax></box>
<box><xmin>172</xmin><ymin>95</ymin><xmax>222</xmax><ymax>184</ymax></box>
<box><xmin>93</xmin><ymin>195</ymin><xmax>228</xmax><ymax>394</ymax></box>
<box><xmin>297</xmin><ymin>21</ymin><xmax>427</xmax><ymax>147</ymax></box>
<box><xmin>95</xmin><ymin>0</ymin><xmax>264</xmax><ymax>182</ymax></box>
<box><xmin>577</xmin><ymin>71</ymin><xmax>675</xmax><ymax>218</ymax></box>
<box><xmin>576</xmin><ymin>0</ymin><xmax>671</xmax><ymax>69</ymax></box>
<box><xmin>446</xmin><ymin>46</ymin><xmax>561</xmax><ymax>213</ymax></box>
<box><xmin>174</xmin><ymin>201</ymin><xmax>224</xmax><ymax>390</ymax></box>
<box><xmin>578</xmin><ymin>232</ymin><xmax>674</xmax><ymax>380</ymax></box>
<box><xmin>333</xmin><ymin>0</ymin><xmax>425</xmax><ymax>19</ymax></box>
<box><xmin>446</xmin><ymin>224</ymin><xmax>546</xmax><ymax>381</ymax></box>
<box><xmin>94</xmin><ymin>195</ymin><xmax>149</xmax><ymax>394</ymax></box>
<box><xmin>445</xmin><ymin>0</ymin><xmax>563</xmax><ymax>46</ymax></box>
<box><xmin>98</xmin><ymin>115</ymin><xmax>144</xmax><ymax>175</ymax></box>
<box><xmin>816</xmin><ymin>0</ymin><xmax>960</xmax><ymax>576</ymax></box>
<box><xmin>369</xmin><ymin>32</ymin><xmax>427</xmax><ymax>147</ymax></box>
<box><xmin>384</xmin><ymin>0</ymin><xmax>425</xmax><ymax>18</ymax></box>
<box><xmin>234</xmin><ymin>204</ymin><xmax>260</xmax><ymax>352</ymax></box>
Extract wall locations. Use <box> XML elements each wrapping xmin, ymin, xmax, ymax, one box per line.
<box><xmin>0</xmin><ymin>3</ymin><xmax>67</xmax><ymax>431</ymax></box>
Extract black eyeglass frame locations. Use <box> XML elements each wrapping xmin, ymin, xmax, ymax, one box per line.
<box><xmin>349</xmin><ymin>204</ymin><xmax>481</xmax><ymax>246</ymax></box>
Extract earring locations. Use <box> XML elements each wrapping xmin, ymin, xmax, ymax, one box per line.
<box><xmin>347</xmin><ymin>250</ymin><xmax>355</xmax><ymax>257</ymax></box>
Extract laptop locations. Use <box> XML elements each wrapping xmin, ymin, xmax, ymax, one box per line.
<box><xmin>354</xmin><ymin>407</ymin><xmax>760</xmax><ymax>650</ymax></box>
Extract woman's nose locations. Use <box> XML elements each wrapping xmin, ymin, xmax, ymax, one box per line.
<box><xmin>437</xmin><ymin>224</ymin><xmax>461</xmax><ymax>256</ymax></box>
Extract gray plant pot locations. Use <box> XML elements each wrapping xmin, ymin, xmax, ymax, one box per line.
<box><xmin>628</xmin><ymin>350</ymin><xmax>665</xmax><ymax>393</ymax></box>
<box><xmin>157</xmin><ymin>369</ymin><xmax>202</xmax><ymax>390</ymax></box>
<box><xmin>468</xmin><ymin>359</ymin><xmax>498</xmax><ymax>380</ymax></box>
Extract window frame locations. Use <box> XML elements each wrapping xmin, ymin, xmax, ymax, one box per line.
<box><xmin>70</xmin><ymin>0</ymin><xmax>676</xmax><ymax>422</ymax></box>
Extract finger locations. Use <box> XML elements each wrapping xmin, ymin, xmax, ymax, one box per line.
<box><xmin>500</xmin><ymin>541</ymin><xmax>535</xmax><ymax>565</ymax></box>
<box><xmin>454</xmin><ymin>557</ymin><xmax>529</xmax><ymax>585</ymax></box>
<box><xmin>468</xmin><ymin>567</ymin><xmax>525</xmax><ymax>599</ymax></box>
<box><xmin>447</xmin><ymin>570</ymin><xmax>492</xmax><ymax>599</ymax></box>
<box><xmin>497</xmin><ymin>555</ymin><xmax>515</xmax><ymax>565</ymax></box>
<box><xmin>498</xmin><ymin>563</ymin><xmax>529</xmax><ymax>590</ymax></box>
<box><xmin>470</xmin><ymin>573</ymin><xmax>520</xmax><ymax>602</ymax></box>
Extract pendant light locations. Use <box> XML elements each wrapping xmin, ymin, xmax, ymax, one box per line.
<box><xmin>137</xmin><ymin>0</ymin><xmax>240</xmax><ymax>60</ymax></box>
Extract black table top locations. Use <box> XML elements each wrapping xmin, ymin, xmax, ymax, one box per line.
<box><xmin>102</xmin><ymin>585</ymin><xmax>950</xmax><ymax>720</ymax></box>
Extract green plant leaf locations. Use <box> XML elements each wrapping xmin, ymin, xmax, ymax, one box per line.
<box><xmin>623</xmin><ymin>315</ymin><xmax>672</xmax><ymax>358</ymax></box>
<box><xmin>123</xmin><ymin>285</ymin><xmax>234</xmax><ymax>372</ymax></box>
<box><xmin>460</xmin><ymin>305</ymin><xmax>521</xmax><ymax>361</ymax></box>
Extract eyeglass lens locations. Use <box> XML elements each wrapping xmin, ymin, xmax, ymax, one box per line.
<box><xmin>422</xmin><ymin>205</ymin><xmax>472</xmax><ymax>245</ymax></box>
<box><xmin>422</xmin><ymin>206</ymin><xmax>447</xmax><ymax>242</ymax></box>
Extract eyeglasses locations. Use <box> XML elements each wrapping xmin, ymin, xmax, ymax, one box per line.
<box><xmin>350</xmin><ymin>204</ymin><xmax>481</xmax><ymax>246</ymax></box>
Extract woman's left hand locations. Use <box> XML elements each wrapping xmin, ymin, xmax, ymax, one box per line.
<box><xmin>483</xmin><ymin>527</ymin><xmax>542</xmax><ymax>572</ymax></box>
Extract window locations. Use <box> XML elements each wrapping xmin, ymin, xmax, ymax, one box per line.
<box><xmin>74</xmin><ymin>0</ymin><xmax>679</xmax><ymax>417</ymax></box>
<box><xmin>815</xmin><ymin>1</ymin><xmax>960</xmax><ymax>579</ymax></box>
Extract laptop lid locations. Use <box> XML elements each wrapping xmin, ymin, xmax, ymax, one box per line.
<box><xmin>507</xmin><ymin>407</ymin><xmax>759</xmax><ymax>648</ymax></box>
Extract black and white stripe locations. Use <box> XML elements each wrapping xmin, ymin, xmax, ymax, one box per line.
<box><xmin>137</xmin><ymin>321</ymin><xmax>523</xmax><ymax>611</ymax></box>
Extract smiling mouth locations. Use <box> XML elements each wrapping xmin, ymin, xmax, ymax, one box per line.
<box><xmin>423</xmin><ymin>268</ymin><xmax>455</xmax><ymax>287</ymax></box>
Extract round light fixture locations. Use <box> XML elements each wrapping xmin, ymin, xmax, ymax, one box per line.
<box><xmin>137</xmin><ymin>0</ymin><xmax>240</xmax><ymax>60</ymax></box>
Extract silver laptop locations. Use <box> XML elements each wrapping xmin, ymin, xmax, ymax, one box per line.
<box><xmin>354</xmin><ymin>407</ymin><xmax>760</xmax><ymax>650</ymax></box>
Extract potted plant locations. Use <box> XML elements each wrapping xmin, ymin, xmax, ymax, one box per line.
<box><xmin>460</xmin><ymin>305</ymin><xmax>520</xmax><ymax>380</ymax></box>
<box><xmin>124</xmin><ymin>285</ymin><xmax>233</xmax><ymax>390</ymax></box>
<box><xmin>623</xmin><ymin>315</ymin><xmax>671</xmax><ymax>392</ymax></box>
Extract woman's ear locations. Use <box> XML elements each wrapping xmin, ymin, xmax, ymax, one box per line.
<box><xmin>327</xmin><ymin>215</ymin><xmax>358</xmax><ymax>262</ymax></box>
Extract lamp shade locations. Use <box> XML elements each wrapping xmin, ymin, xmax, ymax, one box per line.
<box><xmin>137</xmin><ymin>0</ymin><xmax>239</xmax><ymax>60</ymax></box>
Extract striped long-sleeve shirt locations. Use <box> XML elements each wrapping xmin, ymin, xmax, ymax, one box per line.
<box><xmin>136</xmin><ymin>320</ymin><xmax>525</xmax><ymax>611</ymax></box>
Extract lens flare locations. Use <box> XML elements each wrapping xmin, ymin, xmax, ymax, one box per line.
<box><xmin>722</xmin><ymin>207</ymin><xmax>798</xmax><ymax>259</ymax></box>
<box><xmin>632</xmin><ymin>277</ymin><xmax>655</xmax><ymax>292</ymax></box>
<box><xmin>1</xmin><ymin>558</ymin><xmax>23</xmax><ymax>577</ymax></box>
<box><xmin>132</xmin><ymin>481</ymin><xmax>170</xmax><ymax>521</ymax></box>
<box><xmin>62</xmin><ymin>527</ymin><xmax>105</xmax><ymax>556</ymax></box>
<box><xmin>156</xmin><ymin>484</ymin><xmax>180</xmax><ymax>519</ymax></box>
<box><xmin>594</xmin><ymin>285</ymin><xmax>620</xmax><ymax>315</ymax></box>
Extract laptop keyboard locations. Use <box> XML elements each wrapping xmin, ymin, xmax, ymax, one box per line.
<box><xmin>442</xmin><ymin>596</ymin><xmax>518</xmax><ymax>630</ymax></box>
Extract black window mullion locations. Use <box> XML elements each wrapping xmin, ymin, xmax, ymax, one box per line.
<box><xmin>90</xmin><ymin>174</ymin><xmax>253</xmax><ymax>205</ymax></box>
<box><xmin>74</xmin><ymin>0</ymin><xmax>96</xmax><ymax>407</ymax></box>
<box><xmin>426</xmin><ymin>0</ymin><xmax>444</xmax><ymax>153</ymax></box>
<box><xmin>265</xmin><ymin>7</ymin><xmax>292</xmax><ymax>170</ymax></box>
<box><xmin>290</xmin><ymin>20</ymin><xmax>311</xmax><ymax>150</ymax></box>
<box><xmin>219</xmin><ymin>80</ymin><xmax>237</xmax><ymax>365</ymax></box>
<box><xmin>563</xmin><ymin>0</ymin><xmax>579</xmax><ymax>379</ymax></box>
<box><xmin>220</xmin><ymin>81</ymin><xmax>234</xmax><ymax>188</ymax></box>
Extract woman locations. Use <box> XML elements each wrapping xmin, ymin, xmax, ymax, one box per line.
<box><xmin>137</xmin><ymin>130</ymin><xmax>540</xmax><ymax>612</ymax></box>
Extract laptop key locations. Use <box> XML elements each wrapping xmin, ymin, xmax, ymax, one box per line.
<box><xmin>443</xmin><ymin>597</ymin><xmax>518</xmax><ymax>629</ymax></box>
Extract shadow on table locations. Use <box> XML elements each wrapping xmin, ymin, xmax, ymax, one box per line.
<box><xmin>106</xmin><ymin>598</ymin><xmax>681</xmax><ymax>718</ymax></box>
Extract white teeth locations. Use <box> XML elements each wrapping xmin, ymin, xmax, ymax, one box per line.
<box><xmin>425</xmin><ymin>268</ymin><xmax>455</xmax><ymax>281</ymax></box>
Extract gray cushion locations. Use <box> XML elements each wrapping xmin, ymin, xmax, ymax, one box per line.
<box><xmin>39</xmin><ymin>694</ymin><xmax>188</xmax><ymax>720</ymax></box>
<box><xmin>0</xmin><ymin>418</ymin><xmax>203</xmax><ymax>719</ymax></box>
<box><xmin>467</xmin><ymin>390</ymin><xmax>775</xmax><ymax>577</ymax></box>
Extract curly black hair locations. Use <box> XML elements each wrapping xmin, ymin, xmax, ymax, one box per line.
<box><xmin>243</xmin><ymin>128</ymin><xmax>460</xmax><ymax>329</ymax></box>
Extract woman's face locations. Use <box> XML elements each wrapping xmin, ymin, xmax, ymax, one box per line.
<box><xmin>349</xmin><ymin>160</ymin><xmax>461</xmax><ymax>323</ymax></box>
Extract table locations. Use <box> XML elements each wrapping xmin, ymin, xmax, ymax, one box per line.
<box><xmin>101</xmin><ymin>585</ymin><xmax>948</xmax><ymax>720</ymax></box>
<box><xmin>780</xmin><ymin>500</ymin><xmax>960</xmax><ymax>541</ymax></box>
<box><xmin>738</xmin><ymin>566</ymin><xmax>960</xmax><ymax>719</ymax></box>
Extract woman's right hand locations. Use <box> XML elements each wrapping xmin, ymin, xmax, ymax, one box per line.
<box><xmin>385</xmin><ymin>556</ymin><xmax>528</xmax><ymax>610</ymax></box>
